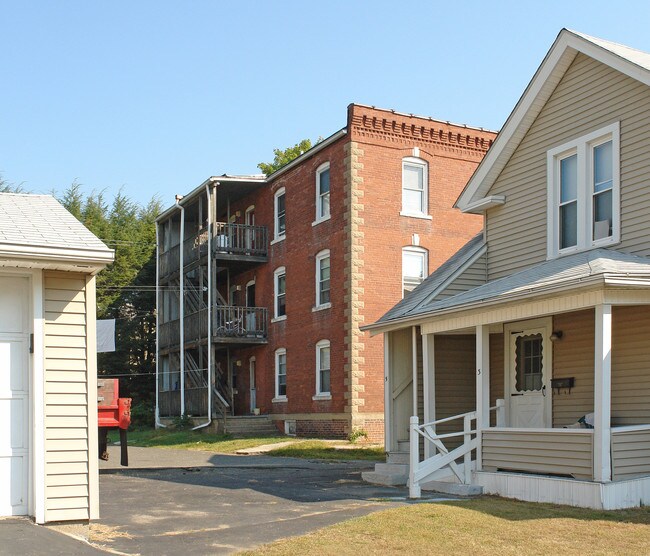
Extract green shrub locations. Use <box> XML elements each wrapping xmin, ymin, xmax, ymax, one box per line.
<box><xmin>347</xmin><ymin>428</ymin><xmax>369</xmax><ymax>443</ymax></box>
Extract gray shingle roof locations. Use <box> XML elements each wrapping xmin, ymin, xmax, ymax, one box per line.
<box><xmin>378</xmin><ymin>234</ymin><xmax>485</xmax><ymax>323</ymax></box>
<box><xmin>402</xmin><ymin>248</ymin><xmax>650</xmax><ymax>320</ymax></box>
<box><xmin>0</xmin><ymin>193</ymin><xmax>113</xmax><ymax>256</ymax></box>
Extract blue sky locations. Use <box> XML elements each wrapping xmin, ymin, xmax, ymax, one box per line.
<box><xmin>3</xmin><ymin>1</ymin><xmax>650</xmax><ymax>209</ymax></box>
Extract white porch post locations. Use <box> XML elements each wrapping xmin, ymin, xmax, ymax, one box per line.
<box><xmin>594</xmin><ymin>303</ymin><xmax>612</xmax><ymax>482</ymax></box>
<box><xmin>422</xmin><ymin>333</ymin><xmax>436</xmax><ymax>459</ymax></box>
<box><xmin>383</xmin><ymin>333</ymin><xmax>391</xmax><ymax>454</ymax></box>
<box><xmin>475</xmin><ymin>324</ymin><xmax>490</xmax><ymax>471</ymax></box>
<box><xmin>411</xmin><ymin>326</ymin><xmax>418</xmax><ymax>417</ymax></box>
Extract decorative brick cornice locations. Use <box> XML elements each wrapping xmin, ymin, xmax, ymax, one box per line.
<box><xmin>348</xmin><ymin>104</ymin><xmax>496</xmax><ymax>155</ymax></box>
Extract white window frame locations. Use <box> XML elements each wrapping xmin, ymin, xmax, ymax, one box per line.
<box><xmin>273</xmin><ymin>187</ymin><xmax>286</xmax><ymax>243</ymax></box>
<box><xmin>314</xmin><ymin>162</ymin><xmax>331</xmax><ymax>225</ymax></box>
<box><xmin>273</xmin><ymin>348</ymin><xmax>287</xmax><ymax>402</ymax></box>
<box><xmin>402</xmin><ymin>246</ymin><xmax>428</xmax><ymax>298</ymax></box>
<box><xmin>313</xmin><ymin>339</ymin><xmax>331</xmax><ymax>400</ymax></box>
<box><xmin>314</xmin><ymin>249</ymin><xmax>331</xmax><ymax>310</ymax></box>
<box><xmin>400</xmin><ymin>157</ymin><xmax>431</xmax><ymax>219</ymax></box>
<box><xmin>547</xmin><ymin>122</ymin><xmax>620</xmax><ymax>259</ymax></box>
<box><xmin>273</xmin><ymin>266</ymin><xmax>287</xmax><ymax>322</ymax></box>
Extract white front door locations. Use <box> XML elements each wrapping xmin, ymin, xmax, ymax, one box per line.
<box><xmin>0</xmin><ymin>276</ymin><xmax>30</xmax><ymax>516</ymax></box>
<box><xmin>505</xmin><ymin>319</ymin><xmax>552</xmax><ymax>428</ymax></box>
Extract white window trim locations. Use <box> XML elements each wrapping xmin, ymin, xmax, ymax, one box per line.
<box><xmin>401</xmin><ymin>157</ymin><xmax>430</xmax><ymax>217</ymax></box>
<box><xmin>402</xmin><ymin>246</ymin><xmax>428</xmax><ymax>298</ymax></box>
<box><xmin>273</xmin><ymin>266</ymin><xmax>286</xmax><ymax>320</ymax></box>
<box><xmin>315</xmin><ymin>249</ymin><xmax>331</xmax><ymax>309</ymax></box>
<box><xmin>313</xmin><ymin>162</ymin><xmax>331</xmax><ymax>225</ymax></box>
<box><xmin>546</xmin><ymin>122</ymin><xmax>620</xmax><ymax>260</ymax></box>
<box><xmin>315</xmin><ymin>339</ymin><xmax>331</xmax><ymax>398</ymax></box>
<box><xmin>274</xmin><ymin>348</ymin><xmax>287</xmax><ymax>401</ymax></box>
<box><xmin>273</xmin><ymin>187</ymin><xmax>286</xmax><ymax>242</ymax></box>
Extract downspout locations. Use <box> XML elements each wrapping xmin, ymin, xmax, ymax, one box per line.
<box><xmin>155</xmin><ymin>221</ymin><xmax>166</xmax><ymax>428</ymax></box>
<box><xmin>193</xmin><ymin>181</ymin><xmax>214</xmax><ymax>430</ymax></box>
<box><xmin>177</xmin><ymin>197</ymin><xmax>185</xmax><ymax>417</ymax></box>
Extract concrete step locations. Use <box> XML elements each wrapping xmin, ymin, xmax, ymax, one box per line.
<box><xmin>362</xmin><ymin>461</ymin><xmax>409</xmax><ymax>486</ymax></box>
<box><xmin>387</xmin><ymin>451</ymin><xmax>409</xmax><ymax>465</ymax></box>
<box><xmin>420</xmin><ymin>479</ymin><xmax>483</xmax><ymax>496</ymax></box>
<box><xmin>223</xmin><ymin>416</ymin><xmax>279</xmax><ymax>436</ymax></box>
<box><xmin>397</xmin><ymin>440</ymin><xmax>410</xmax><ymax>452</ymax></box>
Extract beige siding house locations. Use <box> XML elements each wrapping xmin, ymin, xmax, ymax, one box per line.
<box><xmin>364</xmin><ymin>30</ymin><xmax>650</xmax><ymax>509</ymax></box>
<box><xmin>0</xmin><ymin>193</ymin><xmax>113</xmax><ymax>523</ymax></box>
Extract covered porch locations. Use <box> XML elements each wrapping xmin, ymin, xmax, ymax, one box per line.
<box><xmin>398</xmin><ymin>294</ymin><xmax>650</xmax><ymax>509</ymax></box>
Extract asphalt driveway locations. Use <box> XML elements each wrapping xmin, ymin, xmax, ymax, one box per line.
<box><xmin>2</xmin><ymin>446</ymin><xmax>455</xmax><ymax>555</ymax></box>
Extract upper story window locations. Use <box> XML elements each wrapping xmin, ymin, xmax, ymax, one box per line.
<box><xmin>315</xmin><ymin>339</ymin><xmax>331</xmax><ymax>397</ymax></box>
<box><xmin>274</xmin><ymin>188</ymin><xmax>286</xmax><ymax>241</ymax></box>
<box><xmin>547</xmin><ymin>122</ymin><xmax>620</xmax><ymax>259</ymax></box>
<box><xmin>401</xmin><ymin>157</ymin><xmax>428</xmax><ymax>217</ymax></box>
<box><xmin>315</xmin><ymin>249</ymin><xmax>331</xmax><ymax>308</ymax></box>
<box><xmin>275</xmin><ymin>348</ymin><xmax>287</xmax><ymax>400</ymax></box>
<box><xmin>315</xmin><ymin>162</ymin><xmax>331</xmax><ymax>223</ymax></box>
<box><xmin>402</xmin><ymin>246</ymin><xmax>428</xmax><ymax>297</ymax></box>
<box><xmin>273</xmin><ymin>266</ymin><xmax>286</xmax><ymax>320</ymax></box>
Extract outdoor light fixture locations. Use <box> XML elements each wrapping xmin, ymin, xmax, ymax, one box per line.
<box><xmin>550</xmin><ymin>330</ymin><xmax>563</xmax><ymax>341</ymax></box>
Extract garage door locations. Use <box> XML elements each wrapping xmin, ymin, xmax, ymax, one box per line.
<box><xmin>0</xmin><ymin>276</ymin><xmax>29</xmax><ymax>516</ymax></box>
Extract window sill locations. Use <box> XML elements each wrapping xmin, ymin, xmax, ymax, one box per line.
<box><xmin>272</xmin><ymin>396</ymin><xmax>288</xmax><ymax>403</ymax></box>
<box><xmin>312</xmin><ymin>303</ymin><xmax>332</xmax><ymax>312</ymax></box>
<box><xmin>399</xmin><ymin>211</ymin><xmax>433</xmax><ymax>220</ymax></box>
<box><xmin>270</xmin><ymin>236</ymin><xmax>286</xmax><ymax>246</ymax></box>
<box><xmin>312</xmin><ymin>394</ymin><xmax>332</xmax><ymax>401</ymax></box>
<box><xmin>312</xmin><ymin>215</ymin><xmax>331</xmax><ymax>227</ymax></box>
<box><xmin>271</xmin><ymin>315</ymin><xmax>287</xmax><ymax>323</ymax></box>
<box><xmin>547</xmin><ymin>237</ymin><xmax>620</xmax><ymax>261</ymax></box>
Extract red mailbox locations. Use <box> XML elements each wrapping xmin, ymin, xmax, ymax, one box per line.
<box><xmin>98</xmin><ymin>379</ymin><xmax>132</xmax><ymax>466</ymax></box>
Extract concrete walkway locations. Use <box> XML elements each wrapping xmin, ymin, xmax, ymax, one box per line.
<box><xmin>0</xmin><ymin>518</ymin><xmax>105</xmax><ymax>555</ymax></box>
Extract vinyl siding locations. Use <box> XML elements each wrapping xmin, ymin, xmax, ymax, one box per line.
<box><xmin>552</xmin><ymin>310</ymin><xmax>595</xmax><ymax>427</ymax></box>
<box><xmin>434</xmin><ymin>335</ymin><xmax>475</xmax><ymax>450</ymax></box>
<box><xmin>611</xmin><ymin>428</ymin><xmax>650</xmax><ymax>481</ymax></box>
<box><xmin>482</xmin><ymin>429</ymin><xmax>594</xmax><ymax>480</ymax></box>
<box><xmin>43</xmin><ymin>272</ymin><xmax>91</xmax><ymax>522</ymax></box>
<box><xmin>436</xmin><ymin>252</ymin><xmax>487</xmax><ymax>300</ymax></box>
<box><xmin>485</xmin><ymin>53</ymin><xmax>650</xmax><ymax>280</ymax></box>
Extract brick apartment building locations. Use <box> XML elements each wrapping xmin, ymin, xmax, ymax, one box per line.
<box><xmin>155</xmin><ymin>104</ymin><xmax>495</xmax><ymax>440</ymax></box>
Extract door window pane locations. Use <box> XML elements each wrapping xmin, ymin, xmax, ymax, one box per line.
<box><xmin>515</xmin><ymin>334</ymin><xmax>543</xmax><ymax>392</ymax></box>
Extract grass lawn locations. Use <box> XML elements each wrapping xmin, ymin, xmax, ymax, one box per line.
<box><xmin>109</xmin><ymin>428</ymin><xmax>385</xmax><ymax>461</ymax></box>
<box><xmin>241</xmin><ymin>497</ymin><xmax>650</xmax><ymax>555</ymax></box>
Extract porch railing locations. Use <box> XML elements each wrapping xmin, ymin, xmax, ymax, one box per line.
<box><xmin>213</xmin><ymin>305</ymin><xmax>268</xmax><ymax>340</ymax></box>
<box><xmin>409</xmin><ymin>399</ymin><xmax>505</xmax><ymax>498</ymax></box>
<box><xmin>214</xmin><ymin>222</ymin><xmax>268</xmax><ymax>257</ymax></box>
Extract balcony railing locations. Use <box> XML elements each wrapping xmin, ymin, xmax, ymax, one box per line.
<box><xmin>213</xmin><ymin>305</ymin><xmax>268</xmax><ymax>340</ymax></box>
<box><xmin>183</xmin><ymin>226</ymin><xmax>209</xmax><ymax>266</ymax></box>
<box><xmin>214</xmin><ymin>222</ymin><xmax>268</xmax><ymax>258</ymax></box>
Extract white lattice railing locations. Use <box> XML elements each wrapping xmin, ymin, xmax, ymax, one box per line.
<box><xmin>409</xmin><ymin>399</ymin><xmax>505</xmax><ymax>498</ymax></box>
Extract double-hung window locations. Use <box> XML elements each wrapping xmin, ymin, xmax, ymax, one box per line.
<box><xmin>315</xmin><ymin>340</ymin><xmax>331</xmax><ymax>398</ymax></box>
<box><xmin>275</xmin><ymin>348</ymin><xmax>287</xmax><ymax>400</ymax></box>
<box><xmin>274</xmin><ymin>266</ymin><xmax>286</xmax><ymax>320</ymax></box>
<box><xmin>402</xmin><ymin>246</ymin><xmax>427</xmax><ymax>297</ymax></box>
<box><xmin>401</xmin><ymin>157</ymin><xmax>428</xmax><ymax>216</ymax></box>
<box><xmin>315</xmin><ymin>162</ymin><xmax>331</xmax><ymax>223</ymax></box>
<box><xmin>547</xmin><ymin>122</ymin><xmax>620</xmax><ymax>259</ymax></box>
<box><xmin>274</xmin><ymin>188</ymin><xmax>286</xmax><ymax>241</ymax></box>
<box><xmin>315</xmin><ymin>249</ymin><xmax>331</xmax><ymax>308</ymax></box>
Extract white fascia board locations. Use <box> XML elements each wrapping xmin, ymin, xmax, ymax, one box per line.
<box><xmin>461</xmin><ymin>196</ymin><xmax>506</xmax><ymax>214</ymax></box>
<box><xmin>0</xmin><ymin>244</ymin><xmax>114</xmax><ymax>269</ymax></box>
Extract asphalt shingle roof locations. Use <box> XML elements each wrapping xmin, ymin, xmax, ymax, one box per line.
<box><xmin>378</xmin><ymin>234</ymin><xmax>485</xmax><ymax>323</ymax></box>
<box><xmin>0</xmin><ymin>193</ymin><xmax>112</xmax><ymax>254</ymax></box>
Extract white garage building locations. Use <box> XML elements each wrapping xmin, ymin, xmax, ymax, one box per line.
<box><xmin>0</xmin><ymin>193</ymin><xmax>113</xmax><ymax>523</ymax></box>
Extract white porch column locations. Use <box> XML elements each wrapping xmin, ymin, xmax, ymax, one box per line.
<box><xmin>475</xmin><ymin>324</ymin><xmax>490</xmax><ymax>471</ymax></box>
<box><xmin>594</xmin><ymin>303</ymin><xmax>612</xmax><ymax>482</ymax></box>
<box><xmin>422</xmin><ymin>333</ymin><xmax>436</xmax><ymax>459</ymax></box>
<box><xmin>383</xmin><ymin>332</ymin><xmax>391</xmax><ymax>454</ymax></box>
<box><xmin>412</xmin><ymin>326</ymin><xmax>418</xmax><ymax>418</ymax></box>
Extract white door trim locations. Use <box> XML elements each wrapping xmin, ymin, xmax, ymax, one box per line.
<box><xmin>504</xmin><ymin>317</ymin><xmax>553</xmax><ymax>428</ymax></box>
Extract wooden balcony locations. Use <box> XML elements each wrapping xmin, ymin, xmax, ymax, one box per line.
<box><xmin>213</xmin><ymin>222</ymin><xmax>268</xmax><ymax>263</ymax></box>
<box><xmin>158</xmin><ymin>305</ymin><xmax>268</xmax><ymax>350</ymax></box>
